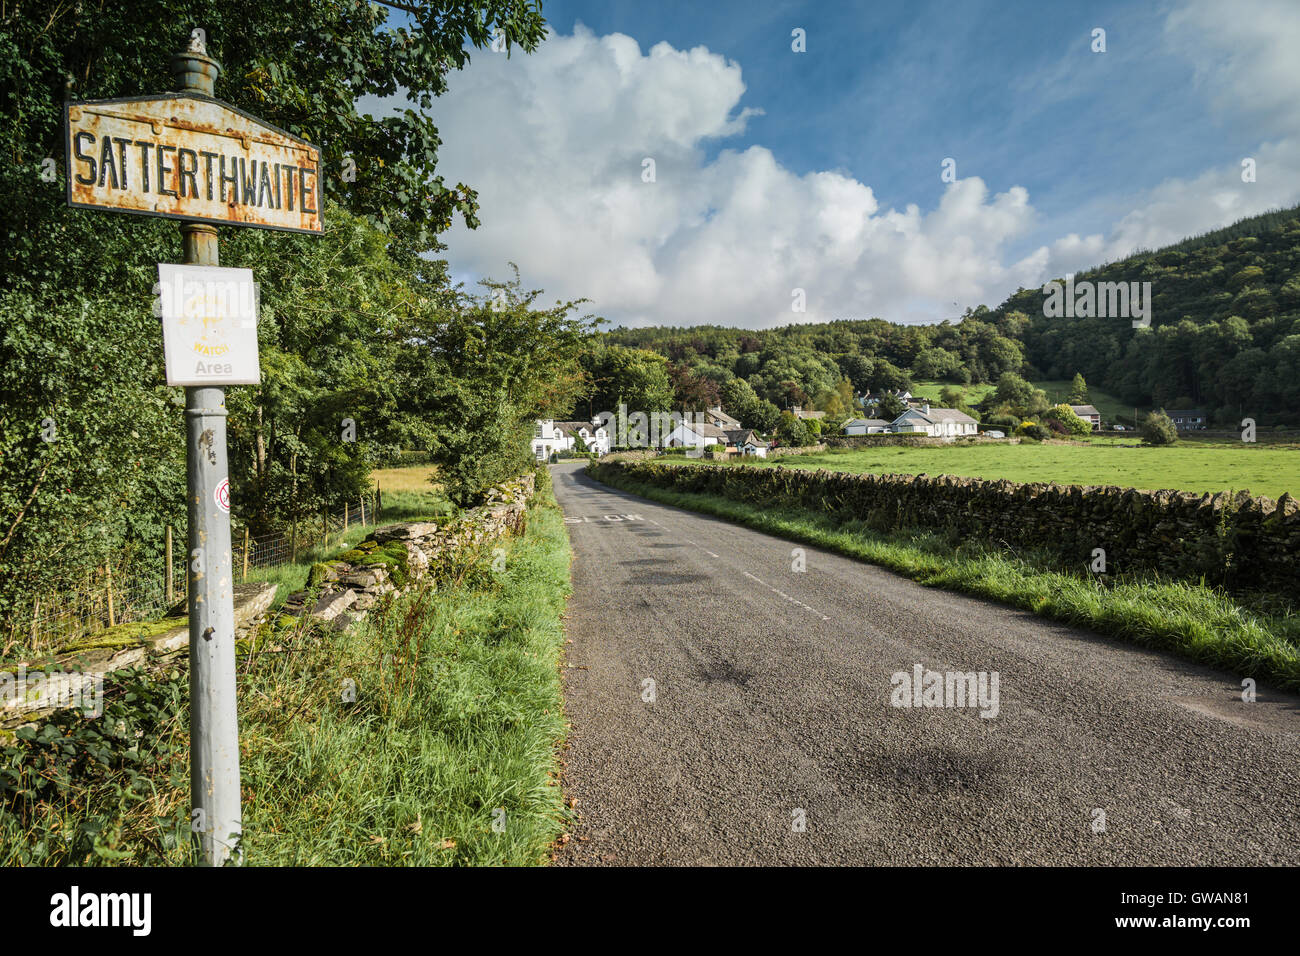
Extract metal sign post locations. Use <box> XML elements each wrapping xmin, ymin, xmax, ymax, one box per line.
<box><xmin>170</xmin><ymin>41</ymin><xmax>240</xmax><ymax>867</ymax></box>
<box><xmin>65</xmin><ymin>30</ymin><xmax>322</xmax><ymax>865</ymax></box>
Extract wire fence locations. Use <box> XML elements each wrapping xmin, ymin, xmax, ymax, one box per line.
<box><xmin>7</xmin><ymin>491</ymin><xmax>383</xmax><ymax>658</ymax></box>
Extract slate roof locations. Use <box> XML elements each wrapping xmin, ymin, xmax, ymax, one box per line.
<box><xmin>725</xmin><ymin>428</ymin><xmax>768</xmax><ymax>447</ymax></box>
<box><xmin>553</xmin><ymin>421</ymin><xmax>604</xmax><ymax>437</ymax></box>
<box><xmin>706</xmin><ymin>406</ymin><xmax>742</xmax><ymax>427</ymax></box>
<box><xmin>678</xmin><ymin>421</ymin><xmax>730</xmax><ymax>440</ymax></box>
<box><xmin>895</xmin><ymin>407</ymin><xmax>978</xmax><ymax>425</ymax></box>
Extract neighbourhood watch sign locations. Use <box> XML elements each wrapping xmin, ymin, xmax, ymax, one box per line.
<box><xmin>157</xmin><ymin>263</ymin><xmax>260</xmax><ymax>386</ymax></box>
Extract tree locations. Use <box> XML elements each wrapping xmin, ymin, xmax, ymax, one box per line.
<box><xmin>865</xmin><ymin>359</ymin><xmax>912</xmax><ymax>394</ymax></box>
<box><xmin>576</xmin><ymin>344</ymin><xmax>674</xmax><ymax>420</ymax></box>
<box><xmin>1140</xmin><ymin>410</ymin><xmax>1179</xmax><ymax>446</ymax></box>
<box><xmin>838</xmin><ymin>354</ymin><xmax>875</xmax><ymax>393</ymax></box>
<box><xmin>0</xmin><ymin>288</ymin><xmax>185</xmax><ymax>621</ymax></box>
<box><xmin>987</xmin><ymin>372</ymin><xmax>1049</xmax><ymax>418</ymax></box>
<box><xmin>748</xmin><ymin>400</ymin><xmax>782</xmax><ymax>434</ymax></box>
<box><xmin>414</xmin><ymin>268</ymin><xmax>594</xmax><ymax>506</ymax></box>
<box><xmin>913</xmin><ymin>346</ymin><xmax>963</xmax><ymax>381</ymax></box>
<box><xmin>1067</xmin><ymin>373</ymin><xmax>1090</xmax><ymax>405</ymax></box>
<box><xmin>939</xmin><ymin>386</ymin><xmax>971</xmax><ymax>412</ymax></box>
<box><xmin>992</xmin><ymin>372</ymin><xmax>1038</xmax><ymax>407</ymax></box>
<box><xmin>1043</xmin><ymin>404</ymin><xmax>1092</xmax><ymax>438</ymax></box>
<box><xmin>719</xmin><ymin>377</ymin><xmax>760</xmax><ymax>412</ymax></box>
<box><xmin>775</xmin><ymin>412</ymin><xmax>814</xmax><ymax>447</ymax></box>
<box><xmin>816</xmin><ymin>378</ymin><xmax>856</xmax><ymax>419</ymax></box>
<box><xmin>876</xmin><ymin>393</ymin><xmax>908</xmax><ymax>421</ymax></box>
<box><xmin>667</xmin><ymin>363</ymin><xmax>722</xmax><ymax>412</ymax></box>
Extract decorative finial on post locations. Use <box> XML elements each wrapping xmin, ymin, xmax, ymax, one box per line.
<box><xmin>170</xmin><ymin>28</ymin><xmax>221</xmax><ymax>96</ymax></box>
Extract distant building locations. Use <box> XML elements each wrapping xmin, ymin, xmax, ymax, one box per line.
<box><xmin>703</xmin><ymin>406</ymin><xmax>742</xmax><ymax>429</ymax></box>
<box><xmin>1069</xmin><ymin>404</ymin><xmax>1102</xmax><ymax>430</ymax></box>
<box><xmin>725</xmin><ymin>428</ymin><xmax>769</xmax><ymax>457</ymax></box>
<box><xmin>1167</xmin><ymin>409</ymin><xmax>1208</xmax><ymax>431</ymax></box>
<box><xmin>532</xmin><ymin>420</ymin><xmax>610</xmax><ymax>460</ymax></box>
<box><xmin>662</xmin><ymin>420</ymin><xmax>731</xmax><ymax>449</ymax></box>
<box><xmin>790</xmin><ymin>405</ymin><xmax>825</xmax><ymax>420</ymax></box>
<box><xmin>842</xmin><ymin>418</ymin><xmax>891</xmax><ymax>435</ymax></box>
<box><xmin>890</xmin><ymin>404</ymin><xmax>978</xmax><ymax>439</ymax></box>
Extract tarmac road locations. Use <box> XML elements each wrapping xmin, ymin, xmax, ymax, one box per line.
<box><xmin>549</xmin><ymin>462</ymin><xmax>1300</xmax><ymax>866</ymax></box>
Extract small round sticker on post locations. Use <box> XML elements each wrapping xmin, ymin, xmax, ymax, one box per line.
<box><xmin>215</xmin><ymin>477</ymin><xmax>231</xmax><ymax>514</ymax></box>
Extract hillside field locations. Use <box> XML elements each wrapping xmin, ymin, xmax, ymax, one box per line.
<box><xmin>742</xmin><ymin>436</ymin><xmax>1300</xmax><ymax>500</ymax></box>
<box><xmin>910</xmin><ymin>380</ymin><xmax>1144</xmax><ymax>424</ymax></box>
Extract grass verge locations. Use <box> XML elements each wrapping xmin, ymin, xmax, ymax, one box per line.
<box><xmin>590</xmin><ymin>468</ymin><xmax>1300</xmax><ymax>692</ymax></box>
<box><xmin>1</xmin><ymin>484</ymin><xmax>573</xmax><ymax>865</ymax></box>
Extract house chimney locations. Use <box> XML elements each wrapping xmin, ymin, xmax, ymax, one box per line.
<box><xmin>923</xmin><ymin>403</ymin><xmax>930</xmax><ymax>415</ymax></box>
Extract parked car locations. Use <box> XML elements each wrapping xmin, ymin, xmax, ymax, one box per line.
<box><xmin>982</xmin><ymin>429</ymin><xmax>1005</xmax><ymax>438</ymax></box>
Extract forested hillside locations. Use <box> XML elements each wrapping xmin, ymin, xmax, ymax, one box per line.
<box><xmin>602</xmin><ymin>206</ymin><xmax>1300</xmax><ymax>427</ymax></box>
<box><xmin>1001</xmin><ymin>207</ymin><xmax>1300</xmax><ymax>422</ymax></box>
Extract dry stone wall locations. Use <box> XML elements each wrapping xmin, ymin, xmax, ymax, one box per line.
<box><xmin>2</xmin><ymin>581</ymin><xmax>276</xmax><ymax>729</ymax></box>
<box><xmin>280</xmin><ymin>472</ymin><xmax>535</xmax><ymax>631</ymax></box>
<box><xmin>590</xmin><ymin>460</ymin><xmax>1300</xmax><ymax>592</ymax></box>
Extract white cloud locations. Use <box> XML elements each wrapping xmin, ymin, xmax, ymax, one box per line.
<box><xmin>1165</xmin><ymin>0</ymin><xmax>1300</xmax><ymax>137</ymax></box>
<box><xmin>430</xmin><ymin>25</ymin><xmax>1042</xmax><ymax>327</ymax></box>
<box><xmin>410</xmin><ymin>6</ymin><xmax>1300</xmax><ymax>328</ymax></box>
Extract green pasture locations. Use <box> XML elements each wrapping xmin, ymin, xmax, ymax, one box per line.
<box><xmin>754</xmin><ymin>436</ymin><xmax>1300</xmax><ymax>500</ymax></box>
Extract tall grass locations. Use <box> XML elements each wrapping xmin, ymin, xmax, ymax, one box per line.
<box><xmin>238</xmin><ymin>496</ymin><xmax>572</xmax><ymax>865</ymax></box>
<box><xmin>592</xmin><ymin>470</ymin><xmax>1300</xmax><ymax>691</ymax></box>
<box><xmin>1</xmin><ymin>491</ymin><xmax>573</xmax><ymax>865</ymax></box>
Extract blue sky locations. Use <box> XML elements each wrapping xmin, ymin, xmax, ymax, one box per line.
<box><xmin>383</xmin><ymin>0</ymin><xmax>1300</xmax><ymax>327</ymax></box>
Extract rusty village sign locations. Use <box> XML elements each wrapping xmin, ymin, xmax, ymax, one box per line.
<box><xmin>64</xmin><ymin>30</ymin><xmax>322</xmax><ymax>865</ymax></box>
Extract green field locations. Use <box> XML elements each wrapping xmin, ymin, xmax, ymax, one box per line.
<box><xmin>752</xmin><ymin>436</ymin><xmax>1300</xmax><ymax>500</ymax></box>
<box><xmin>909</xmin><ymin>380</ymin><xmax>997</xmax><ymax>406</ymax></box>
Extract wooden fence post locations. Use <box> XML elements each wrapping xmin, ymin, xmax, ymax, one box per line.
<box><xmin>166</xmin><ymin>524</ymin><xmax>174</xmax><ymax>604</ymax></box>
<box><xmin>242</xmin><ymin>527</ymin><xmax>250</xmax><ymax>581</ymax></box>
<box><xmin>105</xmin><ymin>565</ymin><xmax>115</xmax><ymax>627</ymax></box>
<box><xmin>343</xmin><ymin>503</ymin><xmax>349</xmax><ymax>534</ymax></box>
<box><xmin>291</xmin><ymin>521</ymin><xmax>297</xmax><ymax>563</ymax></box>
<box><xmin>359</xmin><ymin>495</ymin><xmax>366</xmax><ymax>526</ymax></box>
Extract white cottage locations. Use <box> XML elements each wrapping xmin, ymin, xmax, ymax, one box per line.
<box><xmin>661</xmin><ymin>420</ymin><xmax>730</xmax><ymax>451</ymax></box>
<box><xmin>890</xmin><ymin>405</ymin><xmax>978</xmax><ymax>439</ymax></box>
<box><xmin>532</xmin><ymin>420</ymin><xmax>611</xmax><ymax>460</ymax></box>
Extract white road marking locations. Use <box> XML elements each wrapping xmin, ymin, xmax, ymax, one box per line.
<box><xmin>743</xmin><ymin>571</ymin><xmax>831</xmax><ymax>621</ymax></box>
<box><xmin>647</xmin><ymin>519</ymin><xmax>720</xmax><ymax>557</ymax></box>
